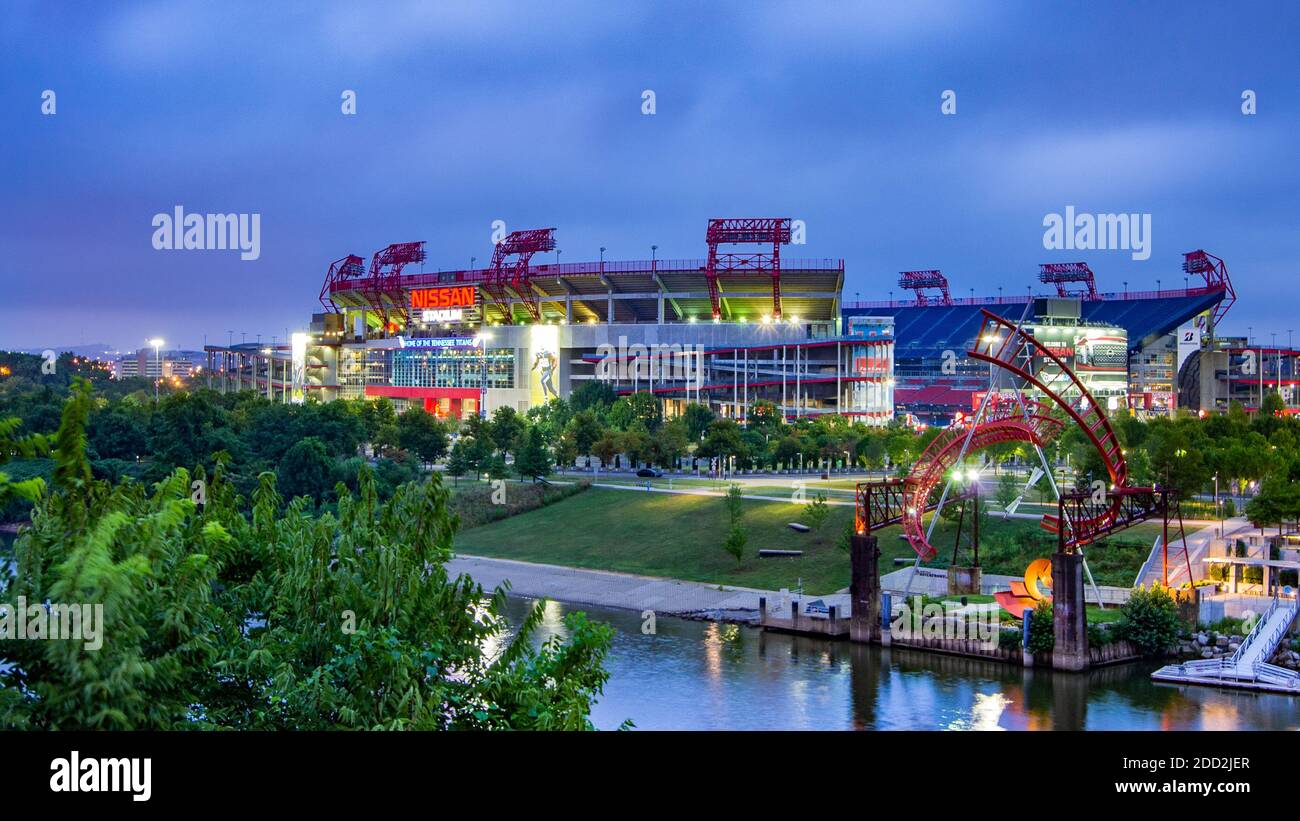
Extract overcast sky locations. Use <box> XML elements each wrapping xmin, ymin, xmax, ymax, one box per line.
<box><xmin>4</xmin><ymin>1</ymin><xmax>1298</xmax><ymax>352</ymax></box>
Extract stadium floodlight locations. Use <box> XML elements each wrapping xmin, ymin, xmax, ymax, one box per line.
<box><xmin>148</xmin><ymin>338</ymin><xmax>165</xmax><ymax>402</ymax></box>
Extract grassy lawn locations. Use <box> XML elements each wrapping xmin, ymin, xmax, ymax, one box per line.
<box><xmin>454</xmin><ymin>484</ymin><xmax>1156</xmax><ymax>594</ymax></box>
<box><xmin>456</xmin><ymin>487</ymin><xmax>879</xmax><ymax>594</ymax></box>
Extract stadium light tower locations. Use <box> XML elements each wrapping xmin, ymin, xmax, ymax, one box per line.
<box><xmin>148</xmin><ymin>338</ymin><xmax>164</xmax><ymax>402</ymax></box>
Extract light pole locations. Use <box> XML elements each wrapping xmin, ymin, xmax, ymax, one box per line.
<box><xmin>470</xmin><ymin>256</ymin><xmax>476</xmax><ymax>270</ymax></box>
<box><xmin>148</xmin><ymin>338</ymin><xmax>164</xmax><ymax>402</ymax></box>
<box><xmin>1214</xmin><ymin>473</ymin><xmax>1221</xmax><ymax>537</ymax></box>
<box><xmin>475</xmin><ymin>331</ymin><xmax>493</xmax><ymax>419</ymax></box>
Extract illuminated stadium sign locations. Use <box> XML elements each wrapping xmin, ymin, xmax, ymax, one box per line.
<box><xmin>411</xmin><ymin>286</ymin><xmax>476</xmax><ymax>310</ymax></box>
<box><xmin>398</xmin><ymin>336</ymin><xmax>480</xmax><ymax>349</ymax></box>
<box><xmin>412</xmin><ymin>285</ymin><xmax>477</xmax><ymax>324</ymax></box>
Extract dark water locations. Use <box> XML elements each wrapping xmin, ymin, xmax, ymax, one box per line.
<box><xmin>501</xmin><ymin>597</ymin><xmax>1300</xmax><ymax>731</ymax></box>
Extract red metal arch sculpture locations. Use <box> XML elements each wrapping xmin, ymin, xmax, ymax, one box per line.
<box><xmin>966</xmin><ymin>309</ymin><xmax>1127</xmax><ymax>540</ymax></box>
<box><xmin>899</xmin><ymin>398</ymin><xmax>1064</xmax><ymax>560</ymax></box>
<box><xmin>859</xmin><ymin>309</ymin><xmax>1194</xmax><ymax>583</ymax></box>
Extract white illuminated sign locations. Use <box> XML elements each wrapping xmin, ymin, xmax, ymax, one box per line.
<box><xmin>422</xmin><ymin>308</ymin><xmax>464</xmax><ymax>323</ymax></box>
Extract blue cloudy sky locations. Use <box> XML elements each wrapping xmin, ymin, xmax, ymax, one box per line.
<box><xmin>3</xmin><ymin>0</ymin><xmax>1298</xmax><ymax>351</ymax></box>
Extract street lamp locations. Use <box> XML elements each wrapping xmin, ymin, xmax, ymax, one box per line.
<box><xmin>600</xmin><ymin>246</ymin><xmax>606</xmax><ymax>265</ymax></box>
<box><xmin>148</xmin><ymin>338</ymin><xmax>164</xmax><ymax>402</ymax></box>
<box><xmin>475</xmin><ymin>331</ymin><xmax>493</xmax><ymax>419</ymax></box>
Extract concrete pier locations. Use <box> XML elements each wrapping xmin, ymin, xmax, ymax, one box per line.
<box><xmin>849</xmin><ymin>533</ymin><xmax>882</xmax><ymax>644</ymax></box>
<box><xmin>1051</xmin><ymin>550</ymin><xmax>1090</xmax><ymax>671</ymax></box>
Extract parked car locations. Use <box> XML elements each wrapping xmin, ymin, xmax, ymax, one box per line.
<box><xmin>636</xmin><ymin>468</ymin><xmax>663</xmax><ymax>478</ymax></box>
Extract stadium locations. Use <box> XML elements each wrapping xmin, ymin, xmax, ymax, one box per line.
<box><xmin>842</xmin><ymin>252</ymin><xmax>1236</xmax><ymax>423</ymax></box>
<box><xmin>202</xmin><ymin>222</ymin><xmax>1239</xmax><ymax>424</ymax></box>
<box><xmin>205</xmin><ymin>219</ymin><xmax>895</xmax><ymax>422</ymax></box>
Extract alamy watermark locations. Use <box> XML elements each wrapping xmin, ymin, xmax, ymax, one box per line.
<box><xmin>890</xmin><ymin>595</ymin><xmax>1000</xmax><ymax>649</ymax></box>
<box><xmin>0</xmin><ymin>596</ymin><xmax>104</xmax><ymax>651</ymax></box>
<box><xmin>595</xmin><ymin>336</ymin><xmax>706</xmax><ymax>385</ymax></box>
<box><xmin>1042</xmin><ymin>205</ymin><xmax>1150</xmax><ymax>261</ymax></box>
<box><xmin>151</xmin><ymin>206</ymin><xmax>261</xmax><ymax>261</ymax></box>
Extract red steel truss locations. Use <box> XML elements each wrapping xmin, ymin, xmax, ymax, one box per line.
<box><xmin>1057</xmin><ymin>486</ymin><xmax>1194</xmax><ymax>586</ymax></box>
<box><xmin>364</xmin><ymin>242</ymin><xmax>426</xmax><ymax>330</ymax></box>
<box><xmin>319</xmin><ymin>254</ymin><xmax>366</xmax><ymax>312</ymax></box>
<box><xmin>1038</xmin><ymin>262</ymin><xmax>1099</xmax><ymax>300</ymax></box>
<box><xmin>1182</xmin><ymin>249</ymin><xmax>1235</xmax><ymax>332</ymax></box>
<box><xmin>854</xmin><ymin>478</ymin><xmax>974</xmax><ymax>536</ymax></box>
<box><xmin>704</xmin><ymin>218</ymin><xmax>793</xmax><ymax>320</ymax></box>
<box><xmin>487</xmin><ymin>228</ymin><xmax>557</xmax><ymax>324</ymax></box>
<box><xmin>898</xmin><ymin>270</ymin><xmax>952</xmax><ymax>306</ymax></box>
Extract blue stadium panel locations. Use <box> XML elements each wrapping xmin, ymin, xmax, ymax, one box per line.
<box><xmin>844</xmin><ymin>290</ymin><xmax>1224</xmax><ymax>356</ymax></box>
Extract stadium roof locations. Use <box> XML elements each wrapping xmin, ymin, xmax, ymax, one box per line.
<box><xmin>844</xmin><ymin>285</ymin><xmax>1226</xmax><ymax>355</ymax></box>
<box><xmin>327</xmin><ymin>258</ymin><xmax>845</xmax><ymax>324</ymax></box>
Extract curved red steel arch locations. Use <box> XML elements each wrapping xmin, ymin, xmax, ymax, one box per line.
<box><xmin>900</xmin><ymin>400</ymin><xmax>1063</xmax><ymax>560</ymax></box>
<box><xmin>897</xmin><ymin>309</ymin><xmax>1130</xmax><ymax>560</ymax></box>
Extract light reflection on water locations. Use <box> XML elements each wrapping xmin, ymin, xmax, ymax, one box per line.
<box><xmin>499</xmin><ymin>597</ymin><xmax>1300</xmax><ymax>731</ymax></box>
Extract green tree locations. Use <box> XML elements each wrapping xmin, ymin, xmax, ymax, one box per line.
<box><xmin>396</xmin><ymin>407</ymin><xmax>449</xmax><ymax>465</ymax></box>
<box><xmin>652</xmin><ymin>419</ymin><xmax>689</xmax><ymax>469</ymax></box>
<box><xmin>569</xmin><ymin>380</ymin><xmax>617</xmax><ymax>414</ymax></box>
<box><xmin>681</xmin><ymin>403</ymin><xmax>715</xmax><ymax>442</ymax></box>
<box><xmin>490</xmin><ymin>406</ymin><xmax>527</xmax><ymax>457</ymax></box>
<box><xmin>514</xmin><ymin>426</ymin><xmax>554</xmax><ymax>481</ymax></box>
<box><xmin>621</xmin><ymin>423</ymin><xmax>653</xmax><ymax>468</ymax></box>
<box><xmin>698</xmin><ymin>419</ymin><xmax>745</xmax><ymax>463</ymax></box>
<box><xmin>592</xmin><ymin>431</ymin><xmax>621</xmax><ymax>470</ymax></box>
<box><xmin>0</xmin><ymin>383</ymin><xmax>615</xmax><ymax>730</ymax></box>
<box><xmin>445</xmin><ymin>438</ymin><xmax>472</xmax><ymax>485</ymax></box>
<box><xmin>565</xmin><ymin>410</ymin><xmax>604</xmax><ymax>465</ymax></box>
<box><xmin>802</xmin><ymin>492</ymin><xmax>830</xmax><ymax>531</ymax></box>
<box><xmin>525</xmin><ymin>397</ymin><xmax>572</xmax><ymax>445</ymax></box>
<box><xmin>723</xmin><ymin>483</ymin><xmax>747</xmax><ymax>563</ymax></box>
<box><xmin>277</xmin><ymin>436</ymin><xmax>333</xmax><ymax>501</ymax></box>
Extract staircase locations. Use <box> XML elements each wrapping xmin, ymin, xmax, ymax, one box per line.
<box><xmin>1152</xmin><ymin>595</ymin><xmax>1300</xmax><ymax>692</ymax></box>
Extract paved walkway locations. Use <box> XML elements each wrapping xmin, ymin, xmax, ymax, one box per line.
<box><xmin>1136</xmin><ymin>516</ymin><xmax>1254</xmax><ymax>588</ymax></box>
<box><xmin>448</xmin><ymin>554</ymin><xmax>850</xmax><ymax>618</ymax></box>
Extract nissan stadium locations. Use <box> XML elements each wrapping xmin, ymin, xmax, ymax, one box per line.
<box><xmin>202</xmin><ymin>222</ymin><xmax>1232</xmax><ymax>425</ymax></box>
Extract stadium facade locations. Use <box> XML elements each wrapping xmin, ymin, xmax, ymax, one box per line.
<box><xmin>203</xmin><ymin>225</ymin><xmax>1239</xmax><ymax>425</ymax></box>
<box><xmin>842</xmin><ymin>253</ymin><xmax>1235</xmax><ymax>423</ymax></box>
<box><xmin>204</xmin><ymin>221</ymin><xmax>896</xmax><ymax>423</ymax></box>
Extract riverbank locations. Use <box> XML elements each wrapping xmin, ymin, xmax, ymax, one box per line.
<box><xmin>448</xmin><ymin>554</ymin><xmax>784</xmax><ymax>622</ymax></box>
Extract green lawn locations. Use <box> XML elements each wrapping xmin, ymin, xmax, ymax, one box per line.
<box><xmin>456</xmin><ymin>487</ymin><xmax>869</xmax><ymax>594</ymax></box>
<box><xmin>454</xmin><ymin>485</ymin><xmax>1155</xmax><ymax>594</ymax></box>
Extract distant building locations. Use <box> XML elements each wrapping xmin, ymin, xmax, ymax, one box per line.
<box><xmin>113</xmin><ymin>349</ymin><xmax>205</xmax><ymax>380</ymax></box>
<box><xmin>1178</xmin><ymin>339</ymin><xmax>1299</xmax><ymax>414</ymax></box>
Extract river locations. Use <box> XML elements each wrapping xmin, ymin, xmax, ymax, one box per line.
<box><xmin>501</xmin><ymin>597</ymin><xmax>1300</xmax><ymax>731</ymax></box>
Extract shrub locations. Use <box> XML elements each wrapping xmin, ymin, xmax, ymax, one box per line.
<box><xmin>1026</xmin><ymin>601</ymin><xmax>1054</xmax><ymax>654</ymax></box>
<box><xmin>723</xmin><ymin>525</ymin><xmax>747</xmax><ymax>563</ymax></box>
<box><xmin>1087</xmin><ymin>621</ymin><xmax>1115</xmax><ymax>647</ymax></box>
<box><xmin>802</xmin><ymin>492</ymin><xmax>830</xmax><ymax>531</ymax></box>
<box><xmin>1116</xmin><ymin>586</ymin><xmax>1182</xmax><ymax>656</ymax></box>
<box><xmin>998</xmin><ymin>629</ymin><xmax>1022</xmax><ymax>651</ymax></box>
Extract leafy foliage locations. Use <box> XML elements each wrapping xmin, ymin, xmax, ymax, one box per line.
<box><xmin>0</xmin><ymin>386</ymin><xmax>615</xmax><ymax>730</ymax></box>
<box><xmin>1115</xmin><ymin>585</ymin><xmax>1182</xmax><ymax>657</ymax></box>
